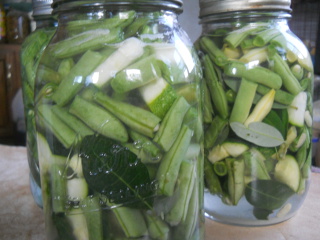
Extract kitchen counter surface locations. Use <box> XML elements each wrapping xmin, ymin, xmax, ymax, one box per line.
<box><xmin>0</xmin><ymin>144</ymin><xmax>319</xmax><ymax>240</ymax></box>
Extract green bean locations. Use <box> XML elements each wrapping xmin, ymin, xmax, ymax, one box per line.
<box><xmin>51</xmin><ymin>105</ymin><xmax>94</xmax><ymax>138</ymax></box>
<box><xmin>203</xmin><ymin>55</ymin><xmax>229</xmax><ymax>119</ymax></box>
<box><xmin>253</xmin><ymin>28</ymin><xmax>281</xmax><ymax>47</ymax></box>
<box><xmin>49</xmin><ymin>28</ymin><xmax>122</xmax><ymax>58</ymax></box>
<box><xmin>230</xmin><ymin>78</ymin><xmax>257</xmax><ymax>123</ymax></box>
<box><xmin>52</xmin><ymin>50</ymin><xmax>103</xmax><ymax>106</ymax></box>
<box><xmin>145</xmin><ymin>212</ymin><xmax>169</xmax><ymax>240</ymax></box>
<box><xmin>57</xmin><ymin>58</ymin><xmax>74</xmax><ymax>78</ymax></box>
<box><xmin>242</xmin><ymin>66</ymin><xmax>282</xmax><ymax>90</ymax></box>
<box><xmin>226</xmin><ymin>157</ymin><xmax>245</xmax><ymax>205</ymax></box>
<box><xmin>165</xmin><ymin>161</ymin><xmax>195</xmax><ymax>226</ymax></box>
<box><xmin>213</xmin><ymin>161</ymin><xmax>228</xmax><ymax>176</ymax></box>
<box><xmin>204</xmin><ymin>115</ymin><xmax>228</xmax><ymax>149</ymax></box>
<box><xmin>203</xmin><ymin>81</ymin><xmax>214</xmax><ymax>123</ymax></box>
<box><xmin>272</xmin><ymin>53</ymin><xmax>303</xmax><ymax>95</ymax></box>
<box><xmin>291</xmin><ymin>64</ymin><xmax>304</xmax><ymax>80</ymax></box>
<box><xmin>37</xmin><ymin>104</ymin><xmax>78</xmax><ymax>148</ymax></box>
<box><xmin>204</xmin><ymin>158</ymin><xmax>223</xmax><ymax>195</ymax></box>
<box><xmin>94</xmin><ymin>92</ymin><xmax>161</xmax><ymax>138</ymax></box>
<box><xmin>69</xmin><ymin>96</ymin><xmax>128</xmax><ymax>142</ymax></box>
<box><xmin>156</xmin><ymin>125</ymin><xmax>193</xmax><ymax>196</ymax></box>
<box><xmin>153</xmin><ymin>96</ymin><xmax>190</xmax><ymax>151</ymax></box>
<box><xmin>256</xmin><ymin>84</ymin><xmax>294</xmax><ymax>106</ymax></box>
<box><xmin>200</xmin><ymin>37</ymin><xmax>228</xmax><ymax>67</ymax></box>
<box><xmin>225</xmin><ymin>24</ymin><xmax>262</xmax><ymax>48</ymax></box>
<box><xmin>37</xmin><ymin>65</ymin><xmax>61</xmax><ymax>84</ymax></box>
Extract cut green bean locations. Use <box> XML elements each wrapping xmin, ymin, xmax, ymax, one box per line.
<box><xmin>203</xmin><ymin>55</ymin><xmax>229</xmax><ymax>119</ymax></box>
<box><xmin>82</xmin><ymin>196</ymin><xmax>103</xmax><ymax>240</ymax></box>
<box><xmin>230</xmin><ymin>78</ymin><xmax>257</xmax><ymax>123</ymax></box>
<box><xmin>203</xmin><ymin>81</ymin><xmax>214</xmax><ymax>123</ymax></box>
<box><xmin>165</xmin><ymin>161</ymin><xmax>195</xmax><ymax>226</ymax></box>
<box><xmin>225</xmin><ymin>24</ymin><xmax>264</xmax><ymax>48</ymax></box>
<box><xmin>213</xmin><ymin>161</ymin><xmax>228</xmax><ymax>177</ymax></box>
<box><xmin>253</xmin><ymin>28</ymin><xmax>281</xmax><ymax>47</ymax></box>
<box><xmin>242</xmin><ymin>66</ymin><xmax>282</xmax><ymax>89</ymax></box>
<box><xmin>145</xmin><ymin>211</ymin><xmax>169</xmax><ymax>240</ymax></box>
<box><xmin>69</xmin><ymin>96</ymin><xmax>128</xmax><ymax>142</ymax></box>
<box><xmin>272</xmin><ymin>53</ymin><xmax>303</xmax><ymax>95</ymax></box>
<box><xmin>156</xmin><ymin>125</ymin><xmax>193</xmax><ymax>196</ymax></box>
<box><xmin>112</xmin><ymin>207</ymin><xmax>148</xmax><ymax>238</ymax></box>
<box><xmin>204</xmin><ymin>158</ymin><xmax>223</xmax><ymax>195</ymax></box>
<box><xmin>37</xmin><ymin>65</ymin><xmax>61</xmax><ymax>84</ymax></box>
<box><xmin>153</xmin><ymin>96</ymin><xmax>190</xmax><ymax>151</ymax></box>
<box><xmin>94</xmin><ymin>91</ymin><xmax>161</xmax><ymax>138</ymax></box>
<box><xmin>256</xmin><ymin>84</ymin><xmax>294</xmax><ymax>106</ymax></box>
<box><xmin>204</xmin><ymin>115</ymin><xmax>228</xmax><ymax>149</ymax></box>
<box><xmin>50</xmin><ymin>164</ymin><xmax>67</xmax><ymax>213</ymax></box>
<box><xmin>291</xmin><ymin>64</ymin><xmax>304</xmax><ymax>80</ymax></box>
<box><xmin>52</xmin><ymin>50</ymin><xmax>103</xmax><ymax>106</ymax></box>
<box><xmin>226</xmin><ymin>157</ymin><xmax>245</xmax><ymax>205</ymax></box>
<box><xmin>126</xmin><ymin>130</ymin><xmax>162</xmax><ymax>164</ymax></box>
<box><xmin>51</xmin><ymin>105</ymin><xmax>94</xmax><ymax>138</ymax></box>
<box><xmin>37</xmin><ymin>104</ymin><xmax>77</xmax><ymax>148</ymax></box>
<box><xmin>200</xmin><ymin>37</ymin><xmax>228</xmax><ymax>67</ymax></box>
<box><xmin>49</xmin><ymin>28</ymin><xmax>122</xmax><ymax>58</ymax></box>
<box><xmin>57</xmin><ymin>58</ymin><xmax>74</xmax><ymax>78</ymax></box>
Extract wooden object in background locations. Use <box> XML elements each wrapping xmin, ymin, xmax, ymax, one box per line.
<box><xmin>0</xmin><ymin>44</ymin><xmax>21</xmax><ymax>138</ymax></box>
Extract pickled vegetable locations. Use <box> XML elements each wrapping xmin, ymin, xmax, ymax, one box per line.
<box><xmin>35</xmin><ymin>10</ymin><xmax>203</xmax><ymax>240</ymax></box>
<box><xmin>198</xmin><ymin>21</ymin><xmax>313</xmax><ymax>222</ymax></box>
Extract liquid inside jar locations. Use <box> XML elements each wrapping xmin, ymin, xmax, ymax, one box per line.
<box><xmin>35</xmin><ymin>10</ymin><xmax>204</xmax><ymax>239</ymax></box>
<box><xmin>198</xmin><ymin>18</ymin><xmax>313</xmax><ymax>226</ymax></box>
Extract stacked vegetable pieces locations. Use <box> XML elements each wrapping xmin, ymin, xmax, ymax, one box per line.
<box><xmin>197</xmin><ymin>22</ymin><xmax>313</xmax><ymax>220</ymax></box>
<box><xmin>35</xmin><ymin>11</ymin><xmax>203</xmax><ymax>239</ymax></box>
<box><xmin>21</xmin><ymin>27</ymin><xmax>56</xmax><ymax>193</ymax></box>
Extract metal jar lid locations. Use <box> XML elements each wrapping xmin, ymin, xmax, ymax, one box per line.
<box><xmin>32</xmin><ymin>0</ymin><xmax>53</xmax><ymax>16</ymax></box>
<box><xmin>199</xmin><ymin>0</ymin><xmax>291</xmax><ymax>18</ymax></box>
<box><xmin>52</xmin><ymin>0</ymin><xmax>183</xmax><ymax>13</ymax></box>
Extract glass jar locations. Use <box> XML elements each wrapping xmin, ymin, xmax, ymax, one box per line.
<box><xmin>6</xmin><ymin>8</ymin><xmax>30</xmax><ymax>44</ymax></box>
<box><xmin>34</xmin><ymin>0</ymin><xmax>204</xmax><ymax>239</ymax></box>
<box><xmin>197</xmin><ymin>0</ymin><xmax>314</xmax><ymax>226</ymax></box>
<box><xmin>21</xmin><ymin>0</ymin><xmax>57</xmax><ymax>208</ymax></box>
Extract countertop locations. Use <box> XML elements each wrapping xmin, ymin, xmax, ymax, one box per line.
<box><xmin>0</xmin><ymin>144</ymin><xmax>319</xmax><ymax>240</ymax></box>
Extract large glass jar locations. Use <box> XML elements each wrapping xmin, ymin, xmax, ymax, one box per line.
<box><xmin>197</xmin><ymin>0</ymin><xmax>314</xmax><ymax>226</ymax></box>
<box><xmin>34</xmin><ymin>0</ymin><xmax>204</xmax><ymax>239</ymax></box>
<box><xmin>21</xmin><ymin>0</ymin><xmax>57</xmax><ymax>208</ymax></box>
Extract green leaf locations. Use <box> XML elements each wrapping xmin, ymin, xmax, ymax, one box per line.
<box><xmin>80</xmin><ymin>135</ymin><xmax>154</xmax><ymax>208</ymax></box>
<box><xmin>263</xmin><ymin>110</ymin><xmax>286</xmax><ymax>138</ymax></box>
<box><xmin>230</xmin><ymin>122</ymin><xmax>284</xmax><ymax>147</ymax></box>
<box><xmin>245</xmin><ymin>180</ymin><xmax>295</xmax><ymax>211</ymax></box>
<box><xmin>253</xmin><ymin>208</ymin><xmax>273</xmax><ymax>220</ymax></box>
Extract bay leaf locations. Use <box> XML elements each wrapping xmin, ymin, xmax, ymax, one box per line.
<box><xmin>230</xmin><ymin>121</ymin><xmax>284</xmax><ymax>147</ymax></box>
<box><xmin>245</xmin><ymin>180</ymin><xmax>295</xmax><ymax>211</ymax></box>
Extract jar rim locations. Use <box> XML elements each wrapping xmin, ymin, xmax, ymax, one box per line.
<box><xmin>199</xmin><ymin>10</ymin><xmax>292</xmax><ymax>23</ymax></box>
<box><xmin>52</xmin><ymin>0</ymin><xmax>183</xmax><ymax>14</ymax></box>
<box><xmin>199</xmin><ymin>0</ymin><xmax>291</xmax><ymax>18</ymax></box>
<box><xmin>32</xmin><ymin>0</ymin><xmax>53</xmax><ymax>16</ymax></box>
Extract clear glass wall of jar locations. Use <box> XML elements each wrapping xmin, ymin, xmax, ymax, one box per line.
<box><xmin>197</xmin><ymin>0</ymin><xmax>314</xmax><ymax>226</ymax></box>
<box><xmin>20</xmin><ymin>0</ymin><xmax>57</xmax><ymax>208</ymax></box>
<box><xmin>34</xmin><ymin>0</ymin><xmax>204</xmax><ymax>239</ymax></box>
